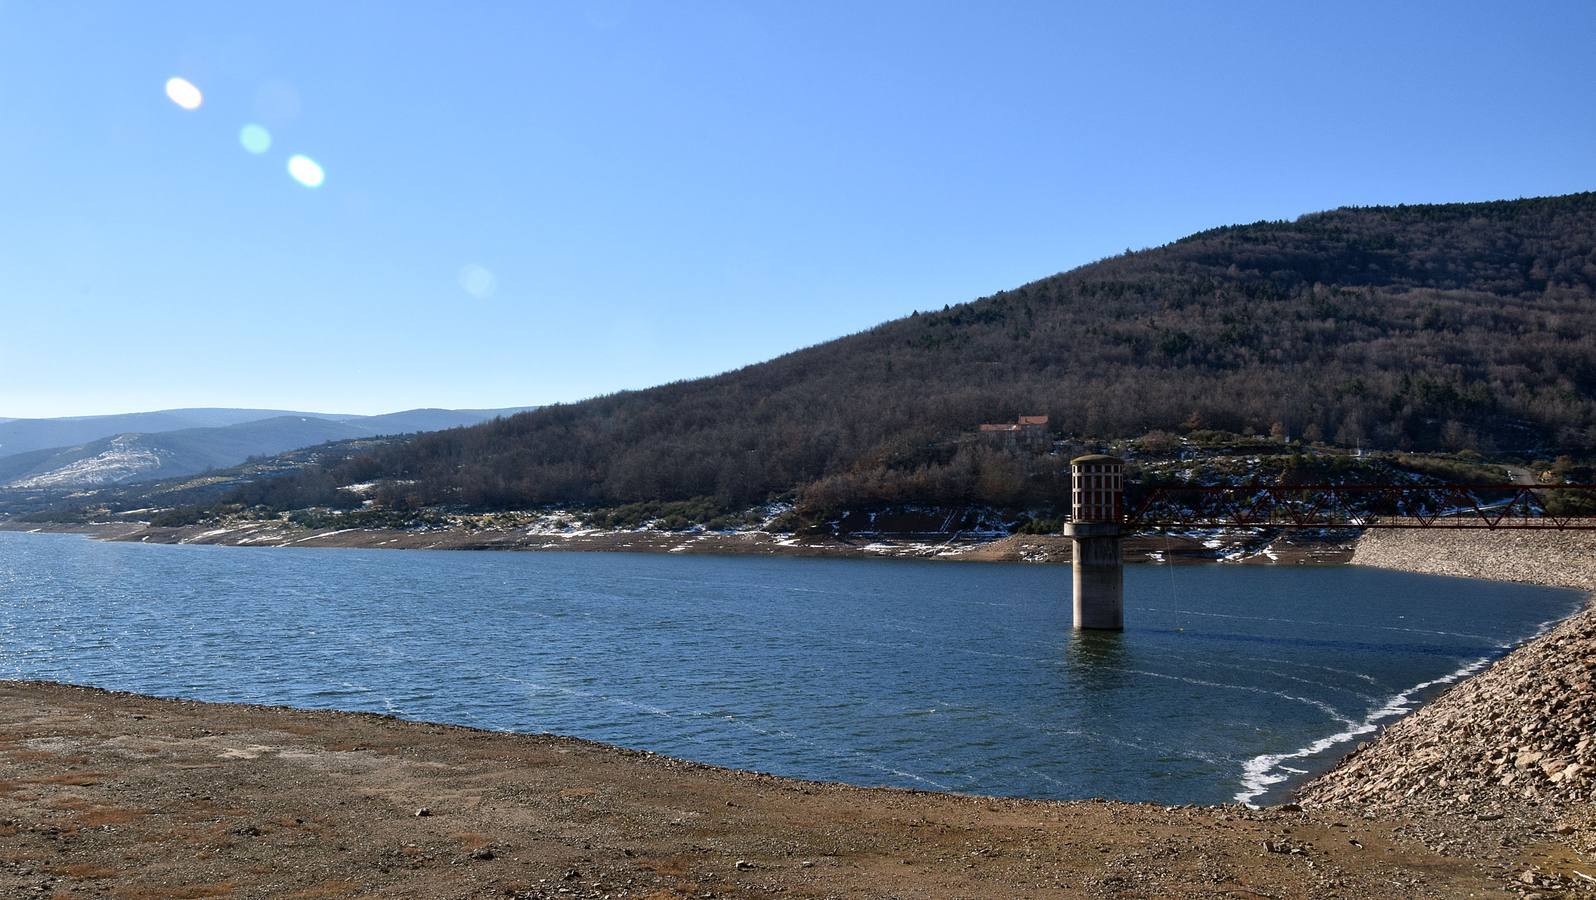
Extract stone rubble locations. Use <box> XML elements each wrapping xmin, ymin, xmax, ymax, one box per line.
<box><xmin>1299</xmin><ymin>528</ymin><xmax>1596</xmax><ymax>885</ymax></box>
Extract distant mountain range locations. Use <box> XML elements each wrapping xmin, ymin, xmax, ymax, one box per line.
<box><xmin>0</xmin><ymin>407</ymin><xmax>527</xmax><ymax>489</ymax></box>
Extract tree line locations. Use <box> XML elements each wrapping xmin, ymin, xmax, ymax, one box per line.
<box><xmin>215</xmin><ymin>192</ymin><xmax>1596</xmax><ymax>515</ymax></box>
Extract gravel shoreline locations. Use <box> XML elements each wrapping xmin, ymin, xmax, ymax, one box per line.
<box><xmin>1299</xmin><ymin>528</ymin><xmax>1596</xmax><ymax>894</ymax></box>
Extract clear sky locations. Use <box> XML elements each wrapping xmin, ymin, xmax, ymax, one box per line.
<box><xmin>2</xmin><ymin>1</ymin><xmax>1592</xmax><ymax>419</ymax></box>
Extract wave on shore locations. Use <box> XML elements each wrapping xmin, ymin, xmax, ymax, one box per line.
<box><xmin>1242</xmin><ymin>598</ymin><xmax>1579</xmax><ymax>807</ymax></box>
<box><xmin>1235</xmin><ymin>652</ymin><xmax>1498</xmax><ymax>806</ymax></box>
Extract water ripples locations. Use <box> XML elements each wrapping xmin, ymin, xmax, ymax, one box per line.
<box><xmin>0</xmin><ymin>533</ymin><xmax>1581</xmax><ymax>805</ymax></box>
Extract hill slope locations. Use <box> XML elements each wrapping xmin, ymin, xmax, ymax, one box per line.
<box><xmin>0</xmin><ymin>407</ymin><xmax>529</xmax><ymax>463</ymax></box>
<box><xmin>0</xmin><ymin>408</ymin><xmax>335</xmax><ymax>458</ymax></box>
<box><xmin>211</xmin><ymin>193</ymin><xmax>1596</xmax><ymax>514</ymax></box>
<box><xmin>0</xmin><ymin>409</ymin><xmax>527</xmax><ymax>490</ymax></box>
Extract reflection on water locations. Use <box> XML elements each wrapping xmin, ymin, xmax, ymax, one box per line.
<box><xmin>0</xmin><ymin>531</ymin><xmax>1580</xmax><ymax>805</ymax></box>
<box><xmin>1065</xmin><ymin>628</ymin><xmax>1130</xmax><ymax>690</ymax></box>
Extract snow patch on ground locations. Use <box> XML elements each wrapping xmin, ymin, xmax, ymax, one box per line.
<box><xmin>9</xmin><ymin>437</ymin><xmax>163</xmax><ymax>488</ymax></box>
<box><xmin>287</xmin><ymin>529</ymin><xmax>358</xmax><ymax>544</ymax></box>
<box><xmin>524</xmin><ymin>512</ymin><xmax>606</xmax><ymax>537</ymax></box>
<box><xmin>182</xmin><ymin>527</ymin><xmax>242</xmax><ymax>543</ymax></box>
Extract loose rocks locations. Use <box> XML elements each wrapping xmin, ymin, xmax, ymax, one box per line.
<box><xmin>1301</xmin><ymin>530</ymin><xmax>1596</xmax><ymax>816</ymax></box>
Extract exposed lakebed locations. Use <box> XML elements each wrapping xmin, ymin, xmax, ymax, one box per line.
<box><xmin>0</xmin><ymin>531</ymin><xmax>1580</xmax><ymax>805</ymax></box>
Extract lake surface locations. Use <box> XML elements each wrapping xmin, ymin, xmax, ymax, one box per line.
<box><xmin>0</xmin><ymin>531</ymin><xmax>1582</xmax><ymax>805</ymax></box>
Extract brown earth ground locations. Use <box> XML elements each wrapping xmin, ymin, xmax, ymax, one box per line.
<box><xmin>0</xmin><ymin>520</ymin><xmax>1355</xmax><ymax>566</ymax></box>
<box><xmin>0</xmin><ymin>680</ymin><xmax>1577</xmax><ymax>900</ymax></box>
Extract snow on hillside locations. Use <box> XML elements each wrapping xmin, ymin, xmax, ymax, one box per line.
<box><xmin>8</xmin><ymin>436</ymin><xmax>164</xmax><ymax>489</ymax></box>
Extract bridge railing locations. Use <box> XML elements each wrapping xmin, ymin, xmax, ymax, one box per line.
<box><xmin>1120</xmin><ymin>483</ymin><xmax>1596</xmax><ymax>530</ymax></box>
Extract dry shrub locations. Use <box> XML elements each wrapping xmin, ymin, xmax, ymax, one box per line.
<box><xmin>75</xmin><ymin>808</ymin><xmax>142</xmax><ymax>827</ymax></box>
<box><xmin>41</xmin><ymin>771</ymin><xmax>108</xmax><ymax>786</ymax></box>
<box><xmin>113</xmin><ymin>882</ymin><xmax>236</xmax><ymax>899</ymax></box>
<box><xmin>64</xmin><ymin>864</ymin><xmax>119</xmax><ymax>879</ymax></box>
<box><xmin>282</xmin><ymin>880</ymin><xmax>362</xmax><ymax>899</ymax></box>
<box><xmin>640</xmin><ymin>856</ymin><xmax>692</xmax><ymax>878</ymax></box>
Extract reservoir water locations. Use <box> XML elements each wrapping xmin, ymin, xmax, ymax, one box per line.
<box><xmin>0</xmin><ymin>531</ymin><xmax>1581</xmax><ymax>805</ymax></box>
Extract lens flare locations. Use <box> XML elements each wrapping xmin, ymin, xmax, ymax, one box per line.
<box><xmin>458</xmin><ymin>264</ymin><xmax>497</xmax><ymax>299</ymax></box>
<box><xmin>164</xmin><ymin>77</ymin><xmax>203</xmax><ymax>110</ymax></box>
<box><xmin>286</xmin><ymin>154</ymin><xmax>325</xmax><ymax>188</ymax></box>
<box><xmin>239</xmin><ymin>124</ymin><xmax>272</xmax><ymax>154</ymax></box>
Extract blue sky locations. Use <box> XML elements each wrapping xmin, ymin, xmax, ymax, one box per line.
<box><xmin>2</xmin><ymin>1</ymin><xmax>1592</xmax><ymax>418</ymax></box>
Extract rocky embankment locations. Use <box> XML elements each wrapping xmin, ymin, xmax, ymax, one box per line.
<box><xmin>1301</xmin><ymin>529</ymin><xmax>1596</xmax><ymax>889</ymax></box>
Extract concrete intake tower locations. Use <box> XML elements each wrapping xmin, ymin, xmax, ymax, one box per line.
<box><xmin>1064</xmin><ymin>454</ymin><xmax>1124</xmax><ymax>630</ymax></box>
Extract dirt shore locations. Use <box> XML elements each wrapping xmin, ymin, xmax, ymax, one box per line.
<box><xmin>0</xmin><ymin>681</ymin><xmax>1573</xmax><ymax>899</ymax></box>
<box><xmin>0</xmin><ymin>519</ymin><xmax>1355</xmax><ymax>566</ymax></box>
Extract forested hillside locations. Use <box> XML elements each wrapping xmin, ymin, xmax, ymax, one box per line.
<box><xmin>229</xmin><ymin>193</ymin><xmax>1596</xmax><ymax>514</ymax></box>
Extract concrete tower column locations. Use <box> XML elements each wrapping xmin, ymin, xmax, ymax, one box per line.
<box><xmin>1064</xmin><ymin>455</ymin><xmax>1125</xmax><ymax>630</ymax></box>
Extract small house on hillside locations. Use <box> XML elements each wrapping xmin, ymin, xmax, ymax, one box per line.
<box><xmin>978</xmin><ymin>415</ymin><xmax>1051</xmax><ymax>449</ymax></box>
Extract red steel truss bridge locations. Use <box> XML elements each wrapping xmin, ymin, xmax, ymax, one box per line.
<box><xmin>1121</xmin><ymin>482</ymin><xmax>1596</xmax><ymax>530</ymax></box>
